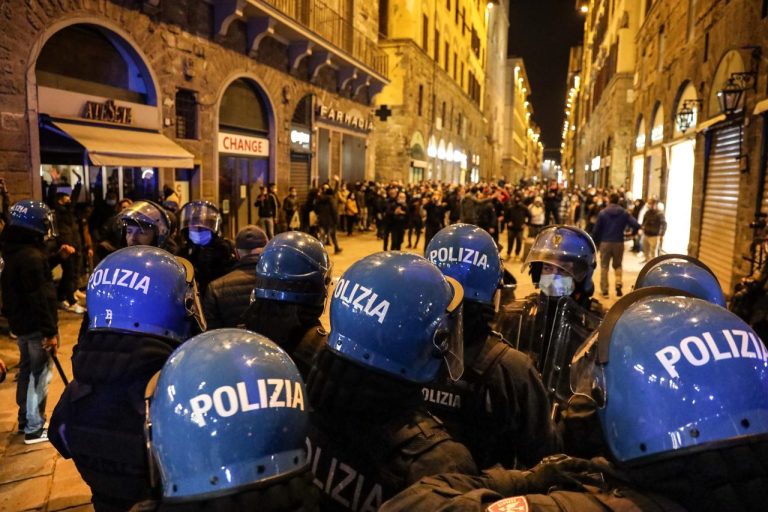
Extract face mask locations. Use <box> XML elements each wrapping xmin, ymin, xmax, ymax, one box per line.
<box><xmin>106</xmin><ymin>199</ymin><xmax>117</xmax><ymax>207</ymax></box>
<box><xmin>539</xmin><ymin>273</ymin><xmax>575</xmax><ymax>297</ymax></box>
<box><xmin>188</xmin><ymin>229</ymin><xmax>213</xmax><ymax>246</ymax></box>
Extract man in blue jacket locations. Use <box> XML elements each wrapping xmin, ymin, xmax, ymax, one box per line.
<box><xmin>590</xmin><ymin>193</ymin><xmax>640</xmax><ymax>298</ymax></box>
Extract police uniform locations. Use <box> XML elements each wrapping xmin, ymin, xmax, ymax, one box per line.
<box><xmin>424</xmin><ymin>224</ymin><xmax>560</xmax><ymax>469</ymax></box>
<box><xmin>146</xmin><ymin>330</ymin><xmax>320</xmax><ymax>512</ymax></box>
<box><xmin>379</xmin><ymin>459</ymin><xmax>686</xmax><ymax>512</ymax></box>
<box><xmin>50</xmin><ymin>331</ymin><xmax>174</xmax><ymax>511</ymax></box>
<box><xmin>49</xmin><ymin>246</ymin><xmax>203</xmax><ymax>512</ymax></box>
<box><xmin>178</xmin><ymin>236</ymin><xmax>236</xmax><ymax>293</ymax></box>
<box><xmin>422</xmin><ymin>330</ymin><xmax>559</xmax><ymax>469</ymax></box>
<box><xmin>306</xmin><ymin>349</ymin><xmax>477</xmax><ymax>512</ymax></box>
<box><xmin>306</xmin><ymin>251</ymin><xmax>478</xmax><ymax>511</ymax></box>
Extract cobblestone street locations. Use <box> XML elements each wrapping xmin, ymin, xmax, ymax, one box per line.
<box><xmin>0</xmin><ymin>233</ymin><xmax>642</xmax><ymax>512</ymax></box>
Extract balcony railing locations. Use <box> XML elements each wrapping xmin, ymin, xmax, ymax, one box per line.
<box><xmin>261</xmin><ymin>0</ymin><xmax>388</xmax><ymax>77</ymax></box>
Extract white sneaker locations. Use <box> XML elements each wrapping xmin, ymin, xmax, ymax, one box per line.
<box><xmin>58</xmin><ymin>301</ymin><xmax>71</xmax><ymax>311</ymax></box>
<box><xmin>67</xmin><ymin>303</ymin><xmax>87</xmax><ymax>314</ymax></box>
<box><xmin>24</xmin><ymin>427</ymin><xmax>49</xmax><ymax>445</ymax></box>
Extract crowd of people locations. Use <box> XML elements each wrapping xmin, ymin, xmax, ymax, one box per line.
<box><xmin>5</xmin><ymin>168</ymin><xmax>765</xmax><ymax>512</ymax></box>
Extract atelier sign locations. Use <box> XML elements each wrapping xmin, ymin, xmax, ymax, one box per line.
<box><xmin>317</xmin><ymin>104</ymin><xmax>374</xmax><ymax>132</ymax></box>
<box><xmin>82</xmin><ymin>99</ymin><xmax>133</xmax><ymax>125</ymax></box>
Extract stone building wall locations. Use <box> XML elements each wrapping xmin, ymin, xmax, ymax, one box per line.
<box><xmin>373</xmin><ymin>40</ymin><xmax>485</xmax><ymax>183</ymax></box>
<box><xmin>0</xmin><ymin>0</ymin><xmax>379</xmax><ymax>203</ymax></box>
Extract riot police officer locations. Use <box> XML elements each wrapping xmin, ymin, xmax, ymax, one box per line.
<box><xmin>118</xmin><ymin>200</ymin><xmax>175</xmax><ymax>252</ymax></box>
<box><xmin>424</xmin><ymin>224</ymin><xmax>559</xmax><ymax>469</ymax></box>
<box><xmin>382</xmin><ymin>289</ymin><xmax>768</xmax><ymax>511</ymax></box>
<box><xmin>635</xmin><ymin>254</ymin><xmax>727</xmax><ymax>306</ymax></box>
<box><xmin>49</xmin><ymin>246</ymin><xmax>205</xmax><ymax>512</ymax></box>
<box><xmin>145</xmin><ymin>329</ymin><xmax>318</xmax><ymax>511</ymax></box>
<box><xmin>559</xmin><ymin>255</ymin><xmax>729</xmax><ymax>458</ymax></box>
<box><xmin>243</xmin><ymin>231</ymin><xmax>331</xmax><ymax>378</ymax></box>
<box><xmin>305</xmin><ymin>252</ymin><xmax>477</xmax><ymax>510</ymax></box>
<box><xmin>177</xmin><ymin>200</ymin><xmax>236</xmax><ymax>292</ymax></box>
<box><xmin>495</xmin><ymin>225</ymin><xmax>603</xmax><ymax>414</ymax></box>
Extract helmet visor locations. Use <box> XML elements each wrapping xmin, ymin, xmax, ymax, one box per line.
<box><xmin>569</xmin><ymin>332</ymin><xmax>607</xmax><ymax>407</ymax></box>
<box><xmin>434</xmin><ymin>276</ymin><xmax>465</xmax><ymax>381</ymax></box>
<box><xmin>180</xmin><ymin>203</ymin><xmax>221</xmax><ymax>233</ymax></box>
<box><xmin>120</xmin><ymin>202</ymin><xmax>167</xmax><ymax>231</ymax></box>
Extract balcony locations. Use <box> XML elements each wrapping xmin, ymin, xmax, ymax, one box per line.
<box><xmin>214</xmin><ymin>0</ymin><xmax>388</xmax><ymax>98</ymax></box>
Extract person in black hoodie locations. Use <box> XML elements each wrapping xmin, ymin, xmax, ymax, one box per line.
<box><xmin>1</xmin><ymin>200</ymin><xmax>60</xmax><ymax>444</ymax></box>
<box><xmin>49</xmin><ymin>245</ymin><xmax>205</xmax><ymax>512</ymax></box>
<box><xmin>504</xmin><ymin>195</ymin><xmax>531</xmax><ymax>260</ymax></box>
<box><xmin>53</xmin><ymin>188</ymin><xmax>85</xmax><ymax>314</ymax></box>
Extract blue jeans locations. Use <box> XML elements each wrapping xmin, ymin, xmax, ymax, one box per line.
<box><xmin>259</xmin><ymin>217</ymin><xmax>275</xmax><ymax>239</ymax></box>
<box><xmin>16</xmin><ymin>333</ymin><xmax>52</xmax><ymax>434</ymax></box>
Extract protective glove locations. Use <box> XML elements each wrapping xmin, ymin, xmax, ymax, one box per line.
<box><xmin>489</xmin><ymin>454</ymin><xmax>600</xmax><ymax>496</ymax></box>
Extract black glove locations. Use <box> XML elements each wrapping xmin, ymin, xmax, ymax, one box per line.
<box><xmin>524</xmin><ymin>454</ymin><xmax>599</xmax><ymax>493</ymax></box>
<box><xmin>490</xmin><ymin>454</ymin><xmax>599</xmax><ymax>496</ymax></box>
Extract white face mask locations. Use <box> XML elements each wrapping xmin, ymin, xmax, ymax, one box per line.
<box><xmin>539</xmin><ymin>273</ymin><xmax>575</xmax><ymax>297</ymax></box>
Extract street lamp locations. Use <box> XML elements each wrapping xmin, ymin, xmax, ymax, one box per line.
<box><xmin>717</xmin><ymin>72</ymin><xmax>756</xmax><ymax>116</ymax></box>
<box><xmin>675</xmin><ymin>99</ymin><xmax>702</xmax><ymax>132</ymax></box>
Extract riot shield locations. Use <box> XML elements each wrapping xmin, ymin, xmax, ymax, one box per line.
<box><xmin>541</xmin><ymin>297</ymin><xmax>603</xmax><ymax>417</ymax></box>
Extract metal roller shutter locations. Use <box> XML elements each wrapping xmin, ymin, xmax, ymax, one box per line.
<box><xmin>698</xmin><ymin>125</ymin><xmax>742</xmax><ymax>294</ymax></box>
<box><xmin>290</xmin><ymin>154</ymin><xmax>311</xmax><ymax>204</ymax></box>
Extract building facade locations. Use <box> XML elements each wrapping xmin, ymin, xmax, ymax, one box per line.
<box><xmin>372</xmin><ymin>0</ymin><xmax>490</xmax><ymax>184</ymax></box>
<box><xmin>561</xmin><ymin>45</ymin><xmax>583</xmax><ymax>186</ymax></box>
<box><xmin>0</xmin><ymin>0</ymin><xmax>387</xmax><ymax>238</ymax></box>
<box><xmin>500</xmin><ymin>58</ymin><xmax>541</xmax><ymax>183</ymax></box>
<box><xmin>568</xmin><ymin>0</ymin><xmax>768</xmax><ymax>295</ymax></box>
<box><xmin>574</xmin><ymin>0</ymin><xmax>641</xmax><ymax>189</ymax></box>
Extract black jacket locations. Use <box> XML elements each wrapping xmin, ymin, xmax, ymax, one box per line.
<box><xmin>203</xmin><ymin>254</ymin><xmax>260</xmax><ymax>329</ymax></box>
<box><xmin>178</xmin><ymin>235</ymin><xmax>236</xmax><ymax>293</ymax></box>
<box><xmin>50</xmin><ymin>330</ymin><xmax>179</xmax><ymax>510</ymax></box>
<box><xmin>0</xmin><ymin>228</ymin><xmax>58</xmax><ymax>337</ymax></box>
<box><xmin>504</xmin><ymin>202</ymin><xmax>531</xmax><ymax>231</ymax></box>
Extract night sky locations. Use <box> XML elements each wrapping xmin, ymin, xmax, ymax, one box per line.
<box><xmin>507</xmin><ymin>1</ymin><xmax>584</xmax><ymax>152</ymax></box>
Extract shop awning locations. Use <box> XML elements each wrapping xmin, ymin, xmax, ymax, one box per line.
<box><xmin>754</xmin><ymin>98</ymin><xmax>768</xmax><ymax>116</ymax></box>
<box><xmin>52</xmin><ymin>121</ymin><xmax>194</xmax><ymax>168</ymax></box>
<box><xmin>696</xmin><ymin>114</ymin><xmax>726</xmax><ymax>133</ymax></box>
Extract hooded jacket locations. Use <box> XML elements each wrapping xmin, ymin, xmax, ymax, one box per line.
<box><xmin>590</xmin><ymin>204</ymin><xmax>640</xmax><ymax>245</ymax></box>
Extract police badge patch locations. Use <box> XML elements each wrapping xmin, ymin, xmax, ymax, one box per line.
<box><xmin>486</xmin><ymin>496</ymin><xmax>529</xmax><ymax>512</ymax></box>
<box><xmin>552</xmin><ymin>233</ymin><xmax>563</xmax><ymax>248</ymax></box>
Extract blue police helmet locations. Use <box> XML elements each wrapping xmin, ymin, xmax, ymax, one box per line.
<box><xmin>119</xmin><ymin>200</ymin><xmax>171</xmax><ymax>246</ymax></box>
<box><xmin>328</xmin><ymin>252</ymin><xmax>465</xmax><ymax>383</ymax></box>
<box><xmin>8</xmin><ymin>200</ymin><xmax>57</xmax><ymax>237</ymax></box>
<box><xmin>253</xmin><ymin>231</ymin><xmax>331</xmax><ymax>306</ymax></box>
<box><xmin>86</xmin><ymin>246</ymin><xmax>204</xmax><ymax>342</ymax></box>
<box><xmin>149</xmin><ymin>329</ymin><xmax>308</xmax><ymax>501</ymax></box>
<box><xmin>425</xmin><ymin>223</ymin><xmax>502</xmax><ymax>305</ymax></box>
<box><xmin>635</xmin><ymin>254</ymin><xmax>726</xmax><ymax>307</ymax></box>
<box><xmin>524</xmin><ymin>225</ymin><xmax>597</xmax><ymax>285</ymax></box>
<box><xmin>570</xmin><ymin>289</ymin><xmax>768</xmax><ymax>466</ymax></box>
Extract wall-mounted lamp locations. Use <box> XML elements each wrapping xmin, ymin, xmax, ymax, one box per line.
<box><xmin>675</xmin><ymin>99</ymin><xmax>702</xmax><ymax>132</ymax></box>
<box><xmin>717</xmin><ymin>72</ymin><xmax>756</xmax><ymax>116</ymax></box>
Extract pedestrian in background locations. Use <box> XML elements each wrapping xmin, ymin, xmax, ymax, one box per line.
<box><xmin>641</xmin><ymin>197</ymin><xmax>667</xmax><ymax>262</ymax></box>
<box><xmin>254</xmin><ymin>183</ymin><xmax>279</xmax><ymax>238</ymax></box>
<box><xmin>282</xmin><ymin>186</ymin><xmax>299</xmax><ymax>231</ymax></box>
<box><xmin>344</xmin><ymin>190</ymin><xmax>359</xmax><ymax>236</ymax></box>
<box><xmin>528</xmin><ymin>196</ymin><xmax>545</xmax><ymax>237</ymax></box>
<box><xmin>590</xmin><ymin>193</ymin><xmax>640</xmax><ymax>298</ymax></box>
<box><xmin>504</xmin><ymin>195</ymin><xmax>531</xmax><ymax>260</ymax></box>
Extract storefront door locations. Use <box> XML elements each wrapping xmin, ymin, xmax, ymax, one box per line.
<box><xmin>631</xmin><ymin>155</ymin><xmax>644</xmax><ymax>200</ymax></box>
<box><xmin>663</xmin><ymin>140</ymin><xmax>695</xmax><ymax>254</ymax></box>
<box><xmin>219</xmin><ymin>156</ymin><xmax>268</xmax><ymax>239</ymax></box>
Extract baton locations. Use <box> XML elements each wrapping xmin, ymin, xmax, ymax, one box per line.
<box><xmin>50</xmin><ymin>352</ymin><xmax>70</xmax><ymax>386</ymax></box>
